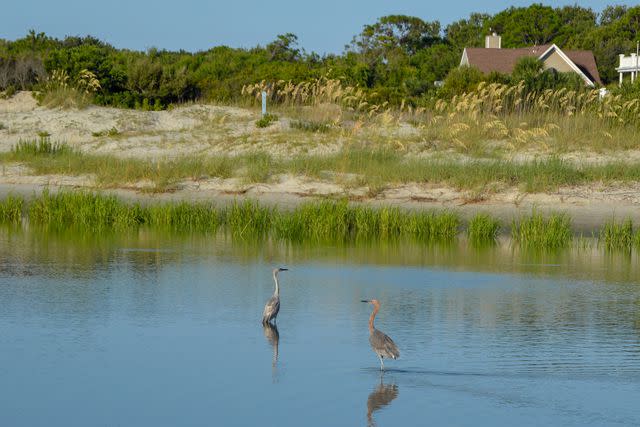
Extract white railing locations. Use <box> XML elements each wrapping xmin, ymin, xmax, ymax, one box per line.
<box><xmin>619</xmin><ymin>55</ymin><xmax>640</xmax><ymax>70</ymax></box>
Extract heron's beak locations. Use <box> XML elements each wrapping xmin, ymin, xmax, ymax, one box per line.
<box><xmin>280</xmin><ymin>268</ymin><xmax>289</xmax><ymax>271</ymax></box>
<box><xmin>361</xmin><ymin>299</ymin><xmax>370</xmax><ymax>303</ymax></box>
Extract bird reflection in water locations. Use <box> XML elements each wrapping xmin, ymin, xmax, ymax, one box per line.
<box><xmin>366</xmin><ymin>375</ymin><xmax>399</xmax><ymax>427</ymax></box>
<box><xmin>262</xmin><ymin>323</ymin><xmax>280</xmax><ymax>380</ymax></box>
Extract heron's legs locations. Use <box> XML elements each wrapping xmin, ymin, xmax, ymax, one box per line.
<box><xmin>378</xmin><ymin>355</ymin><xmax>385</xmax><ymax>371</ymax></box>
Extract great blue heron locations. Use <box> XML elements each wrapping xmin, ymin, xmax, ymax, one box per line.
<box><xmin>362</xmin><ymin>299</ymin><xmax>400</xmax><ymax>370</ymax></box>
<box><xmin>262</xmin><ymin>267</ymin><xmax>288</xmax><ymax>325</ymax></box>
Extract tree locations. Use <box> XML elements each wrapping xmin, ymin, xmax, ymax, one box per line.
<box><xmin>556</xmin><ymin>6</ymin><xmax>597</xmax><ymax>47</ymax></box>
<box><xmin>490</xmin><ymin>4</ymin><xmax>561</xmax><ymax>47</ymax></box>
<box><xmin>445</xmin><ymin>13</ymin><xmax>490</xmax><ymax>49</ymax></box>
<box><xmin>266</xmin><ymin>33</ymin><xmax>301</xmax><ymax>62</ymax></box>
<box><xmin>348</xmin><ymin>15</ymin><xmax>442</xmax><ymax>59</ymax></box>
<box><xmin>600</xmin><ymin>5</ymin><xmax>628</xmax><ymax>26</ymax></box>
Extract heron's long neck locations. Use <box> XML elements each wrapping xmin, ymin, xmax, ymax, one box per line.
<box><xmin>273</xmin><ymin>272</ymin><xmax>280</xmax><ymax>296</ymax></box>
<box><xmin>368</xmin><ymin>305</ymin><xmax>379</xmax><ymax>334</ymax></box>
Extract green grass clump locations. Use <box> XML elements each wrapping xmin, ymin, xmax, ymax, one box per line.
<box><xmin>467</xmin><ymin>213</ymin><xmax>501</xmax><ymax>244</ymax></box>
<box><xmin>13</xmin><ymin>137</ymin><xmax>71</xmax><ymax>157</ymax></box>
<box><xmin>512</xmin><ymin>211</ymin><xmax>572</xmax><ymax>249</ymax></box>
<box><xmin>601</xmin><ymin>219</ymin><xmax>634</xmax><ymax>251</ymax></box>
<box><xmin>0</xmin><ymin>195</ymin><xmax>24</xmax><ymax>224</ymax></box>
<box><xmin>224</xmin><ymin>200</ymin><xmax>273</xmax><ymax>238</ymax></box>
<box><xmin>290</xmin><ymin>119</ymin><xmax>331</xmax><ymax>133</ymax></box>
<box><xmin>256</xmin><ymin>114</ymin><xmax>278</xmax><ymax>128</ymax></box>
<box><xmin>273</xmin><ymin>201</ymin><xmax>459</xmax><ymax>243</ymax></box>
<box><xmin>143</xmin><ymin>202</ymin><xmax>221</xmax><ymax>232</ymax></box>
<box><xmin>13</xmin><ymin>191</ymin><xmax>462</xmax><ymax>243</ymax></box>
<box><xmin>28</xmin><ymin>191</ymin><xmax>135</xmax><ymax>230</ymax></box>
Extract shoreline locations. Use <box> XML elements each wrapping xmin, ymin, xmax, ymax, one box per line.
<box><xmin>1</xmin><ymin>179</ymin><xmax>638</xmax><ymax>234</ymax></box>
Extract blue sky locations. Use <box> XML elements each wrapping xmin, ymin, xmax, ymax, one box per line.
<box><xmin>3</xmin><ymin>1</ymin><xmax>636</xmax><ymax>54</ymax></box>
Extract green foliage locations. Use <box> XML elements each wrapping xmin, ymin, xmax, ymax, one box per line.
<box><xmin>290</xmin><ymin>119</ymin><xmax>331</xmax><ymax>133</ymax></box>
<box><xmin>511</xmin><ymin>57</ymin><xmax>585</xmax><ymax>91</ymax></box>
<box><xmin>467</xmin><ymin>213</ymin><xmax>501</xmax><ymax>244</ymax></box>
<box><xmin>512</xmin><ymin>212</ymin><xmax>572</xmax><ymax>249</ymax></box>
<box><xmin>440</xmin><ymin>66</ymin><xmax>484</xmax><ymax>97</ymax></box>
<box><xmin>255</xmin><ymin>113</ymin><xmax>278</xmax><ymax>128</ymax></box>
<box><xmin>1</xmin><ymin>5</ymin><xmax>639</xmax><ymax>107</ymax></box>
<box><xmin>11</xmin><ymin>191</ymin><xmax>462</xmax><ymax>243</ymax></box>
<box><xmin>12</xmin><ymin>136</ymin><xmax>71</xmax><ymax>156</ymax></box>
<box><xmin>0</xmin><ymin>195</ymin><xmax>24</xmax><ymax>224</ymax></box>
<box><xmin>601</xmin><ymin>218</ymin><xmax>634</xmax><ymax>251</ymax></box>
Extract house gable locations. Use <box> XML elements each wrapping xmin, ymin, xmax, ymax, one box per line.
<box><xmin>461</xmin><ymin>43</ymin><xmax>601</xmax><ymax>86</ymax></box>
<box><xmin>538</xmin><ymin>45</ymin><xmax>595</xmax><ymax>87</ymax></box>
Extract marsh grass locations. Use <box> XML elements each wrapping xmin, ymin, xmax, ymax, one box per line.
<box><xmin>0</xmin><ymin>195</ymin><xmax>24</xmax><ymax>224</ymax></box>
<box><xmin>601</xmin><ymin>218</ymin><xmax>635</xmax><ymax>251</ymax></box>
<box><xmin>10</xmin><ymin>191</ymin><xmax>640</xmax><ymax>252</ymax></box>
<box><xmin>512</xmin><ymin>211</ymin><xmax>572</xmax><ymax>249</ymax></box>
<box><xmin>467</xmin><ymin>213</ymin><xmax>501</xmax><ymax>245</ymax></box>
<box><xmin>5</xmin><ymin>192</ymin><xmax>462</xmax><ymax>243</ymax></box>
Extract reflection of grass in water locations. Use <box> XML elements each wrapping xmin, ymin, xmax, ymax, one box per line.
<box><xmin>511</xmin><ymin>211</ymin><xmax>572</xmax><ymax>249</ymax></box>
<box><xmin>6</xmin><ymin>191</ymin><xmax>640</xmax><ymax>253</ymax></box>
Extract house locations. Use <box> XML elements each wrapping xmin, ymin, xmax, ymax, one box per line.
<box><xmin>460</xmin><ymin>33</ymin><xmax>601</xmax><ymax>87</ymax></box>
<box><xmin>616</xmin><ymin>51</ymin><xmax>640</xmax><ymax>85</ymax></box>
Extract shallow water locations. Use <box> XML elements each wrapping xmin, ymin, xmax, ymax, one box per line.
<box><xmin>0</xmin><ymin>229</ymin><xmax>639</xmax><ymax>426</ymax></box>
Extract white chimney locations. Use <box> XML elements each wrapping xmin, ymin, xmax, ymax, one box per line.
<box><xmin>485</xmin><ymin>32</ymin><xmax>501</xmax><ymax>49</ymax></box>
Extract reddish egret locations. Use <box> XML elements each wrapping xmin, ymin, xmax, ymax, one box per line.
<box><xmin>362</xmin><ymin>299</ymin><xmax>400</xmax><ymax>370</ymax></box>
<box><xmin>262</xmin><ymin>267</ymin><xmax>288</xmax><ymax>325</ymax></box>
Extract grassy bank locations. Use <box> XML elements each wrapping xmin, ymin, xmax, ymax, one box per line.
<box><xmin>3</xmin><ymin>139</ymin><xmax>640</xmax><ymax>195</ymax></box>
<box><xmin>6</xmin><ymin>191</ymin><xmax>461</xmax><ymax>243</ymax></box>
<box><xmin>2</xmin><ymin>191</ymin><xmax>640</xmax><ymax>251</ymax></box>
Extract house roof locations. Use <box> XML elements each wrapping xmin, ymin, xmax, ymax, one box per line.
<box><xmin>463</xmin><ymin>45</ymin><xmax>602</xmax><ymax>86</ymax></box>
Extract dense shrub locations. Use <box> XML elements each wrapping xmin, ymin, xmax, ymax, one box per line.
<box><xmin>1</xmin><ymin>4</ymin><xmax>639</xmax><ymax>109</ymax></box>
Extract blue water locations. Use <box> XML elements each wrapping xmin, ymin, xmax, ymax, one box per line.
<box><xmin>0</xmin><ymin>231</ymin><xmax>639</xmax><ymax>426</ymax></box>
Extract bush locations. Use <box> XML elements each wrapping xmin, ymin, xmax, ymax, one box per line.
<box><xmin>256</xmin><ymin>113</ymin><xmax>279</xmax><ymax>128</ymax></box>
<box><xmin>439</xmin><ymin>66</ymin><xmax>484</xmax><ymax>98</ymax></box>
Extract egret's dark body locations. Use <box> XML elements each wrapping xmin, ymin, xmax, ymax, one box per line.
<box><xmin>262</xmin><ymin>268</ymin><xmax>287</xmax><ymax>325</ymax></box>
<box><xmin>362</xmin><ymin>299</ymin><xmax>399</xmax><ymax>370</ymax></box>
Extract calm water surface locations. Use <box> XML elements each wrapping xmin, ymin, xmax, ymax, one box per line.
<box><xmin>0</xmin><ymin>229</ymin><xmax>639</xmax><ymax>426</ymax></box>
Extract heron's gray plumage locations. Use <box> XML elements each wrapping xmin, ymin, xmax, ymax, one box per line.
<box><xmin>369</xmin><ymin>329</ymin><xmax>400</xmax><ymax>360</ymax></box>
<box><xmin>262</xmin><ymin>295</ymin><xmax>280</xmax><ymax>324</ymax></box>
<box><xmin>362</xmin><ymin>299</ymin><xmax>399</xmax><ymax>370</ymax></box>
<box><xmin>262</xmin><ymin>267</ymin><xmax>287</xmax><ymax>325</ymax></box>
